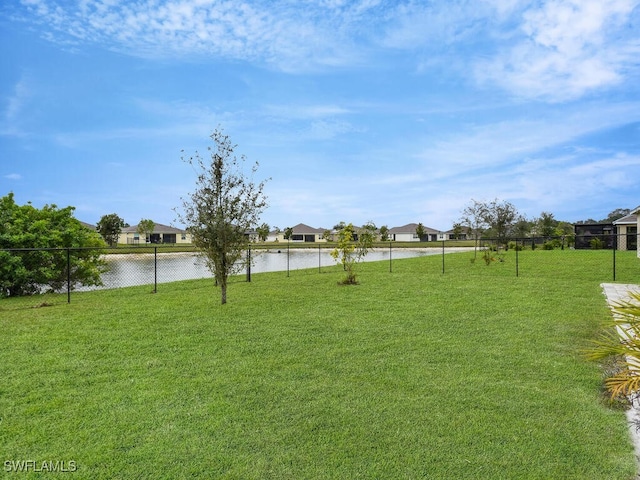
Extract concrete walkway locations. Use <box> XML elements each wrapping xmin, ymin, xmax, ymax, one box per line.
<box><xmin>601</xmin><ymin>283</ymin><xmax>640</xmax><ymax>476</ymax></box>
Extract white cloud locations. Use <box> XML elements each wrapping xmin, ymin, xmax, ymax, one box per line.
<box><xmin>5</xmin><ymin>78</ymin><xmax>29</xmax><ymax>121</ymax></box>
<box><xmin>12</xmin><ymin>0</ymin><xmax>366</xmax><ymax>72</ymax></box>
<box><xmin>13</xmin><ymin>0</ymin><xmax>639</xmax><ymax>99</ymax></box>
<box><xmin>4</xmin><ymin>173</ymin><xmax>22</xmax><ymax>180</ymax></box>
<box><xmin>308</xmin><ymin>119</ymin><xmax>355</xmax><ymax>140</ymax></box>
<box><xmin>380</xmin><ymin>1</ymin><xmax>489</xmax><ymax>50</ymax></box>
<box><xmin>476</xmin><ymin>0</ymin><xmax>640</xmax><ymax>101</ymax></box>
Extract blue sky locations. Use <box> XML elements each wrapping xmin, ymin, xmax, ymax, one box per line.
<box><xmin>1</xmin><ymin>0</ymin><xmax>639</xmax><ymax>231</ymax></box>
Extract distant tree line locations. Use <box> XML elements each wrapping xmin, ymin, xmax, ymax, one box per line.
<box><xmin>457</xmin><ymin>200</ymin><xmax>632</xmax><ymax>255</ymax></box>
<box><xmin>574</xmin><ymin>208</ymin><xmax>631</xmax><ymax>224</ymax></box>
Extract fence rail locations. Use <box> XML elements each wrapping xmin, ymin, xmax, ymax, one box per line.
<box><xmin>1</xmin><ymin>234</ymin><xmax>638</xmax><ymax>305</ymax></box>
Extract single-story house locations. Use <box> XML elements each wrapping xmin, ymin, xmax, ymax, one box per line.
<box><xmin>269</xmin><ymin>223</ymin><xmax>327</xmax><ymax>243</ymax></box>
<box><xmin>119</xmin><ymin>223</ymin><xmax>192</xmax><ymax>245</ymax></box>
<box><xmin>631</xmin><ymin>205</ymin><xmax>640</xmax><ymax>258</ymax></box>
<box><xmin>388</xmin><ymin>223</ymin><xmax>440</xmax><ymax>242</ymax></box>
<box><xmin>613</xmin><ymin>210</ymin><xmax>638</xmax><ymax>252</ymax></box>
<box><xmin>438</xmin><ymin>226</ymin><xmax>471</xmax><ymax>241</ymax></box>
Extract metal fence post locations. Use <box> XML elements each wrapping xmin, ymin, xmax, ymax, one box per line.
<box><xmin>441</xmin><ymin>241</ymin><xmax>445</xmax><ymax>274</ymax></box>
<box><xmin>318</xmin><ymin>243</ymin><xmax>321</xmax><ymax>273</ymax></box>
<box><xmin>246</xmin><ymin>246</ymin><xmax>251</xmax><ymax>282</ymax></box>
<box><xmin>515</xmin><ymin>239</ymin><xmax>519</xmax><ymax>277</ymax></box>
<box><xmin>154</xmin><ymin>246</ymin><xmax>157</xmax><ymax>293</ymax></box>
<box><xmin>613</xmin><ymin>237</ymin><xmax>616</xmax><ymax>282</ymax></box>
<box><xmin>287</xmin><ymin>241</ymin><xmax>290</xmax><ymax>277</ymax></box>
<box><xmin>389</xmin><ymin>241</ymin><xmax>392</xmax><ymax>273</ymax></box>
<box><xmin>67</xmin><ymin>248</ymin><xmax>71</xmax><ymax>304</ymax></box>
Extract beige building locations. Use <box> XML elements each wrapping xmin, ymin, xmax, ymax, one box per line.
<box><xmin>388</xmin><ymin>223</ymin><xmax>440</xmax><ymax>242</ymax></box>
<box><xmin>119</xmin><ymin>223</ymin><xmax>192</xmax><ymax>245</ymax></box>
<box><xmin>268</xmin><ymin>223</ymin><xmax>328</xmax><ymax>243</ymax></box>
<box><xmin>613</xmin><ymin>209</ymin><xmax>638</xmax><ymax>253</ymax></box>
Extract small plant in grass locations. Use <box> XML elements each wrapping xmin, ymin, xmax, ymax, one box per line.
<box><xmin>590</xmin><ymin>237</ymin><xmax>604</xmax><ymax>250</ymax></box>
<box><xmin>482</xmin><ymin>248</ymin><xmax>495</xmax><ymax>265</ymax></box>
<box><xmin>542</xmin><ymin>241</ymin><xmax>555</xmax><ymax>250</ymax></box>
<box><xmin>508</xmin><ymin>241</ymin><xmax>523</xmax><ymax>251</ymax></box>
<box><xmin>330</xmin><ymin>222</ymin><xmax>375</xmax><ymax>285</ymax></box>
<box><xmin>481</xmin><ymin>246</ymin><xmax>505</xmax><ymax>265</ymax></box>
<box><xmin>588</xmin><ymin>291</ymin><xmax>640</xmax><ymax>404</ymax></box>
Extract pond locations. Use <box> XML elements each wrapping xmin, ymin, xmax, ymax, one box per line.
<box><xmin>95</xmin><ymin>247</ymin><xmax>473</xmax><ymax>290</ymax></box>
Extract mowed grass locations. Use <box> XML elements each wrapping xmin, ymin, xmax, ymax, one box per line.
<box><xmin>1</xmin><ymin>250</ymin><xmax>639</xmax><ymax>479</ymax></box>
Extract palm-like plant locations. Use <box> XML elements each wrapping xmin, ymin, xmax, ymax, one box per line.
<box><xmin>588</xmin><ymin>291</ymin><xmax>640</xmax><ymax>401</ymax></box>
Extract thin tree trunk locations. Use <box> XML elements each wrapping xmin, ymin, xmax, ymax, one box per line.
<box><xmin>220</xmin><ymin>282</ymin><xmax>227</xmax><ymax>304</ymax></box>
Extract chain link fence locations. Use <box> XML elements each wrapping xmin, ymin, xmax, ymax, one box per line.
<box><xmin>1</xmin><ymin>234</ymin><xmax>638</xmax><ymax>307</ymax></box>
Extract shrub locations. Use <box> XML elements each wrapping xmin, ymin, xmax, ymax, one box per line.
<box><xmin>508</xmin><ymin>241</ymin><xmax>524</xmax><ymax>251</ymax></box>
<box><xmin>588</xmin><ymin>291</ymin><xmax>640</xmax><ymax>403</ymax></box>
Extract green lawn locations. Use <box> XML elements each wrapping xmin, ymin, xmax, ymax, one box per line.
<box><xmin>1</xmin><ymin>250</ymin><xmax>639</xmax><ymax>479</ymax></box>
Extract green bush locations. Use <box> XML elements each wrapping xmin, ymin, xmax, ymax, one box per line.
<box><xmin>508</xmin><ymin>241</ymin><xmax>524</xmax><ymax>251</ymax></box>
<box><xmin>0</xmin><ymin>193</ymin><xmax>107</xmax><ymax>297</ymax></box>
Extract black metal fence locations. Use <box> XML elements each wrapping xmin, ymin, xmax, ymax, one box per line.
<box><xmin>1</xmin><ymin>234</ymin><xmax>638</xmax><ymax>306</ymax></box>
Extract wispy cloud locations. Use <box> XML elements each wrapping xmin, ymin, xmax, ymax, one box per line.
<box><xmin>10</xmin><ymin>0</ymin><xmax>375</xmax><ymax>72</ymax></box>
<box><xmin>263</xmin><ymin>104</ymin><xmax>351</xmax><ymax>120</ymax></box>
<box><xmin>380</xmin><ymin>0</ymin><xmax>491</xmax><ymax>49</ymax></box>
<box><xmin>1</xmin><ymin>76</ymin><xmax>32</xmax><ymax>137</ymax></box>
<box><xmin>4</xmin><ymin>173</ymin><xmax>22</xmax><ymax>180</ymax></box>
<box><xmin>476</xmin><ymin>0</ymin><xmax>640</xmax><ymax>101</ymax></box>
<box><xmin>10</xmin><ymin>1</ymin><xmax>640</xmax><ymax>99</ymax></box>
<box><xmin>412</xmin><ymin>101</ymin><xmax>640</xmax><ymax>177</ymax></box>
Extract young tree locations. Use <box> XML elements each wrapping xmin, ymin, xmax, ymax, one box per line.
<box><xmin>137</xmin><ymin>218</ymin><xmax>155</xmax><ymax>243</ymax></box>
<box><xmin>176</xmin><ymin>128</ymin><xmax>268</xmax><ymax>305</ymax></box>
<box><xmin>450</xmin><ymin>222</ymin><xmax>463</xmax><ymax>240</ymax></box>
<box><xmin>256</xmin><ymin>222</ymin><xmax>270</xmax><ymax>242</ymax></box>
<box><xmin>460</xmin><ymin>199</ymin><xmax>488</xmax><ymax>259</ymax></box>
<box><xmin>97</xmin><ymin>213</ymin><xmax>126</xmax><ymax>246</ymax></box>
<box><xmin>536</xmin><ymin>211</ymin><xmax>557</xmax><ymax>238</ymax></box>
<box><xmin>416</xmin><ymin>223</ymin><xmax>426</xmax><ymax>242</ymax></box>
<box><xmin>379</xmin><ymin>225</ymin><xmax>389</xmax><ymax>241</ymax></box>
<box><xmin>330</xmin><ymin>222</ymin><xmax>376</xmax><ymax>285</ymax></box>
<box><xmin>0</xmin><ymin>193</ymin><xmax>106</xmax><ymax>297</ymax></box>
<box><xmin>512</xmin><ymin>216</ymin><xmax>532</xmax><ymax>239</ymax></box>
<box><xmin>284</xmin><ymin>227</ymin><xmax>293</xmax><ymax>241</ymax></box>
<box><xmin>481</xmin><ymin>199</ymin><xmax>519</xmax><ymax>246</ymax></box>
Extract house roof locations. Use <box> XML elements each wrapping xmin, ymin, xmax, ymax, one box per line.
<box><xmin>613</xmin><ymin>213</ymin><xmax>638</xmax><ymax>225</ymax></box>
<box><xmin>388</xmin><ymin>223</ymin><xmax>439</xmax><ymax>234</ymax></box>
<box><xmin>289</xmin><ymin>223</ymin><xmax>326</xmax><ymax>234</ymax></box>
<box><xmin>79</xmin><ymin>221</ymin><xmax>97</xmax><ymax>230</ymax></box>
<box><xmin>121</xmin><ymin>223</ymin><xmax>186</xmax><ymax>234</ymax></box>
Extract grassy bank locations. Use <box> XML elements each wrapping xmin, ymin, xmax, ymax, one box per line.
<box><xmin>1</xmin><ymin>252</ymin><xmax>638</xmax><ymax>478</ymax></box>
